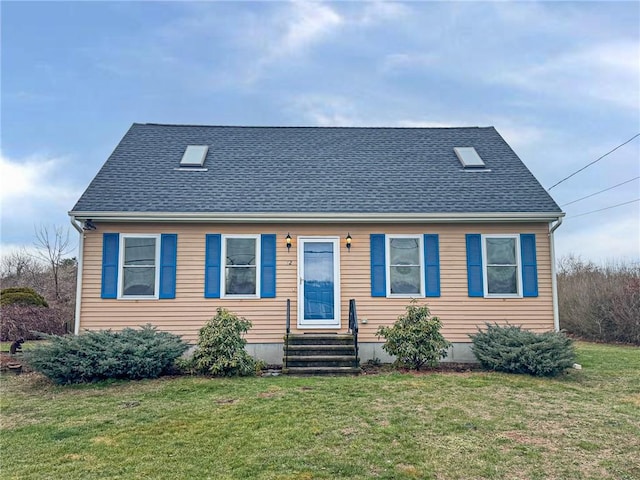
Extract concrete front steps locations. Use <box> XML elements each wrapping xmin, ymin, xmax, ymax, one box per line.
<box><xmin>282</xmin><ymin>334</ymin><xmax>360</xmax><ymax>375</ymax></box>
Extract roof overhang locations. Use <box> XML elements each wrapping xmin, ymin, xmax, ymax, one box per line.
<box><xmin>69</xmin><ymin>211</ymin><xmax>565</xmax><ymax>224</ymax></box>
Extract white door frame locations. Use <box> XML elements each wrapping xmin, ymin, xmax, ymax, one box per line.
<box><xmin>297</xmin><ymin>236</ymin><xmax>341</xmax><ymax>328</ymax></box>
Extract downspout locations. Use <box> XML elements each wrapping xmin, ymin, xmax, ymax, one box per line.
<box><xmin>70</xmin><ymin>216</ymin><xmax>84</xmax><ymax>335</ymax></box>
<box><xmin>549</xmin><ymin>217</ymin><xmax>563</xmax><ymax>332</ymax></box>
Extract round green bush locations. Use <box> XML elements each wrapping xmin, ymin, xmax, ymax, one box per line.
<box><xmin>185</xmin><ymin>308</ymin><xmax>258</xmax><ymax>376</ymax></box>
<box><xmin>376</xmin><ymin>300</ymin><xmax>451</xmax><ymax>370</ymax></box>
<box><xmin>1</xmin><ymin>287</ymin><xmax>49</xmax><ymax>307</ymax></box>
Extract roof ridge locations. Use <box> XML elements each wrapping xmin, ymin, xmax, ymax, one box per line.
<box><xmin>139</xmin><ymin>123</ymin><xmax>489</xmax><ymax>130</ymax></box>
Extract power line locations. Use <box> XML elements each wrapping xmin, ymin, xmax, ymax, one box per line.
<box><xmin>548</xmin><ymin>133</ymin><xmax>640</xmax><ymax>191</ymax></box>
<box><xmin>568</xmin><ymin>198</ymin><xmax>639</xmax><ymax>219</ymax></box>
<box><xmin>561</xmin><ymin>176</ymin><xmax>640</xmax><ymax>207</ymax></box>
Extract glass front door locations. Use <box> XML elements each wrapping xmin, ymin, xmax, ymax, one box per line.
<box><xmin>298</xmin><ymin>238</ymin><xmax>340</xmax><ymax>328</ymax></box>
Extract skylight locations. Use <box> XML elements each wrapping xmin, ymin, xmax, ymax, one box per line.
<box><xmin>180</xmin><ymin>145</ymin><xmax>209</xmax><ymax>167</ymax></box>
<box><xmin>454</xmin><ymin>147</ymin><xmax>485</xmax><ymax>168</ymax></box>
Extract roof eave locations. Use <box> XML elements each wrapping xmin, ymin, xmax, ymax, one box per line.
<box><xmin>69</xmin><ymin>211</ymin><xmax>565</xmax><ymax>223</ymax></box>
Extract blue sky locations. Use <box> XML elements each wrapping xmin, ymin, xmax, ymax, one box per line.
<box><xmin>1</xmin><ymin>1</ymin><xmax>639</xmax><ymax>263</ymax></box>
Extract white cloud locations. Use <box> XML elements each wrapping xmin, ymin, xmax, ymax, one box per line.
<box><xmin>357</xmin><ymin>1</ymin><xmax>410</xmax><ymax>26</ymax></box>
<box><xmin>1</xmin><ymin>155</ymin><xmax>56</xmax><ymax>202</ymax></box>
<box><xmin>556</xmin><ymin>212</ymin><xmax>640</xmax><ymax>263</ymax></box>
<box><xmin>0</xmin><ymin>152</ymin><xmax>81</xmax><ymax>249</ymax></box>
<box><xmin>0</xmin><ymin>152</ymin><xmax>78</xmax><ymax>211</ymax></box>
<box><xmin>237</xmin><ymin>1</ymin><xmax>344</xmax><ymax>83</ymax></box>
<box><xmin>0</xmin><ymin>243</ymin><xmax>44</xmax><ymax>263</ymax></box>
<box><xmin>276</xmin><ymin>1</ymin><xmax>343</xmax><ymax>57</ymax></box>
<box><xmin>494</xmin><ymin>41</ymin><xmax>640</xmax><ymax>110</ymax></box>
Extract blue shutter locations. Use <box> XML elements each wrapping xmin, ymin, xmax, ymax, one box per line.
<box><xmin>520</xmin><ymin>234</ymin><xmax>538</xmax><ymax>297</ymax></box>
<box><xmin>204</xmin><ymin>234</ymin><xmax>221</xmax><ymax>298</ymax></box>
<box><xmin>424</xmin><ymin>234</ymin><xmax>440</xmax><ymax>297</ymax></box>
<box><xmin>466</xmin><ymin>234</ymin><xmax>484</xmax><ymax>297</ymax></box>
<box><xmin>260</xmin><ymin>234</ymin><xmax>276</xmax><ymax>298</ymax></box>
<box><xmin>370</xmin><ymin>234</ymin><xmax>386</xmax><ymax>297</ymax></box>
<box><xmin>159</xmin><ymin>234</ymin><xmax>177</xmax><ymax>299</ymax></box>
<box><xmin>101</xmin><ymin>233</ymin><xmax>119</xmax><ymax>299</ymax></box>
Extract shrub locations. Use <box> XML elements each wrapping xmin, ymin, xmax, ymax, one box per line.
<box><xmin>185</xmin><ymin>308</ymin><xmax>258</xmax><ymax>376</ymax></box>
<box><xmin>376</xmin><ymin>301</ymin><xmax>451</xmax><ymax>370</ymax></box>
<box><xmin>469</xmin><ymin>323</ymin><xmax>576</xmax><ymax>377</ymax></box>
<box><xmin>558</xmin><ymin>256</ymin><xmax>640</xmax><ymax>345</ymax></box>
<box><xmin>0</xmin><ymin>304</ymin><xmax>68</xmax><ymax>341</ymax></box>
<box><xmin>1</xmin><ymin>287</ymin><xmax>49</xmax><ymax>307</ymax></box>
<box><xmin>25</xmin><ymin>325</ymin><xmax>189</xmax><ymax>384</ymax></box>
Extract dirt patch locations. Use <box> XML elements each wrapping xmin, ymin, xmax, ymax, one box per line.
<box><xmin>91</xmin><ymin>436</ymin><xmax>117</xmax><ymax>446</ymax></box>
<box><xmin>257</xmin><ymin>391</ymin><xmax>281</xmax><ymax>399</ymax></box>
<box><xmin>0</xmin><ymin>352</ymin><xmax>31</xmax><ymax>374</ymax></box>
<box><xmin>396</xmin><ymin>463</ymin><xmax>421</xmax><ymax>477</ymax></box>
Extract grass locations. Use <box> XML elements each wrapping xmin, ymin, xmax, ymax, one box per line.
<box><xmin>1</xmin><ymin>342</ymin><xmax>638</xmax><ymax>480</ymax></box>
<box><xmin>0</xmin><ymin>340</ymin><xmax>41</xmax><ymax>353</ymax></box>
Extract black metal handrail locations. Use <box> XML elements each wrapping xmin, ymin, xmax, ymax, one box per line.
<box><xmin>348</xmin><ymin>299</ymin><xmax>359</xmax><ymax>368</ymax></box>
<box><xmin>284</xmin><ymin>299</ymin><xmax>290</xmax><ymax>369</ymax></box>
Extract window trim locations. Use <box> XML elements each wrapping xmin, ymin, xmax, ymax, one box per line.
<box><xmin>221</xmin><ymin>234</ymin><xmax>261</xmax><ymax>299</ymax></box>
<box><xmin>118</xmin><ymin>234</ymin><xmax>161</xmax><ymax>300</ymax></box>
<box><xmin>385</xmin><ymin>234</ymin><xmax>425</xmax><ymax>298</ymax></box>
<box><xmin>481</xmin><ymin>234</ymin><xmax>523</xmax><ymax>298</ymax></box>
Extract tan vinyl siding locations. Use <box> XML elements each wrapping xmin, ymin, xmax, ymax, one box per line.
<box><xmin>78</xmin><ymin>222</ymin><xmax>554</xmax><ymax>343</ymax></box>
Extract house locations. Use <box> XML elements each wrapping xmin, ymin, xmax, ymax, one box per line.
<box><xmin>69</xmin><ymin>124</ymin><xmax>564</xmax><ymax>364</ymax></box>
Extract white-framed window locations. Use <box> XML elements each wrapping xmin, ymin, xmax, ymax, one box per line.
<box><xmin>221</xmin><ymin>234</ymin><xmax>260</xmax><ymax>298</ymax></box>
<box><xmin>386</xmin><ymin>235</ymin><xmax>424</xmax><ymax>297</ymax></box>
<box><xmin>118</xmin><ymin>234</ymin><xmax>161</xmax><ymax>299</ymax></box>
<box><xmin>482</xmin><ymin>234</ymin><xmax>522</xmax><ymax>298</ymax></box>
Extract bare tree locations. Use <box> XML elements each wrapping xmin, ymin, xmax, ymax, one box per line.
<box><xmin>1</xmin><ymin>248</ymin><xmax>37</xmax><ymax>278</ymax></box>
<box><xmin>0</xmin><ymin>248</ymin><xmax>45</xmax><ymax>290</ymax></box>
<box><xmin>33</xmin><ymin>224</ymin><xmax>74</xmax><ymax>300</ymax></box>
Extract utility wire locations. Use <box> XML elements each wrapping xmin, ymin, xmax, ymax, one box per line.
<box><xmin>561</xmin><ymin>176</ymin><xmax>640</xmax><ymax>207</ymax></box>
<box><xmin>548</xmin><ymin>133</ymin><xmax>640</xmax><ymax>191</ymax></box>
<box><xmin>568</xmin><ymin>198</ymin><xmax>639</xmax><ymax>219</ymax></box>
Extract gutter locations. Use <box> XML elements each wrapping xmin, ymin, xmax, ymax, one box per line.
<box><xmin>68</xmin><ymin>210</ymin><xmax>565</xmax><ymax>224</ymax></box>
<box><xmin>70</xmin><ymin>216</ymin><xmax>84</xmax><ymax>335</ymax></box>
<box><xmin>549</xmin><ymin>217</ymin><xmax>563</xmax><ymax>332</ymax></box>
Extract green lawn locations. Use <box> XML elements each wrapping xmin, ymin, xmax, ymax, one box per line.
<box><xmin>0</xmin><ymin>340</ymin><xmax>40</xmax><ymax>353</ymax></box>
<box><xmin>1</xmin><ymin>342</ymin><xmax>638</xmax><ymax>480</ymax></box>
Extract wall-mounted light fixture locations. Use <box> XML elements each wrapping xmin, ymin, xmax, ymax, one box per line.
<box><xmin>83</xmin><ymin>219</ymin><xmax>97</xmax><ymax>231</ymax></box>
<box><xmin>346</xmin><ymin>233</ymin><xmax>352</xmax><ymax>251</ymax></box>
<box><xmin>286</xmin><ymin>233</ymin><xmax>292</xmax><ymax>252</ymax></box>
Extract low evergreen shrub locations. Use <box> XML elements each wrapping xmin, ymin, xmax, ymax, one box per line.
<box><xmin>1</xmin><ymin>287</ymin><xmax>48</xmax><ymax>307</ymax></box>
<box><xmin>184</xmin><ymin>308</ymin><xmax>258</xmax><ymax>376</ymax></box>
<box><xmin>469</xmin><ymin>323</ymin><xmax>576</xmax><ymax>377</ymax></box>
<box><xmin>376</xmin><ymin>300</ymin><xmax>451</xmax><ymax>370</ymax></box>
<box><xmin>25</xmin><ymin>325</ymin><xmax>188</xmax><ymax>384</ymax></box>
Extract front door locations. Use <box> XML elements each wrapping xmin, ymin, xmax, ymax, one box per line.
<box><xmin>298</xmin><ymin>237</ymin><xmax>340</xmax><ymax>328</ymax></box>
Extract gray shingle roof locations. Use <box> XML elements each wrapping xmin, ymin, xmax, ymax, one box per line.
<box><xmin>71</xmin><ymin>124</ymin><xmax>561</xmax><ymax>215</ymax></box>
